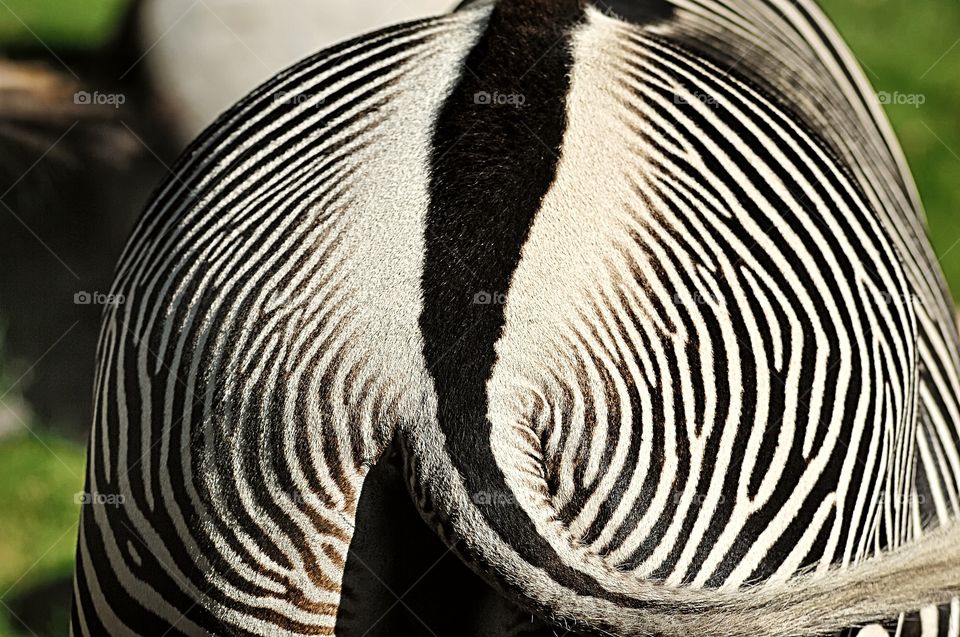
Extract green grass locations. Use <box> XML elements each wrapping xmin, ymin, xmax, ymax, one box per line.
<box><xmin>0</xmin><ymin>435</ymin><xmax>84</xmax><ymax>589</ymax></box>
<box><xmin>0</xmin><ymin>323</ymin><xmax>84</xmax><ymax>636</ymax></box>
<box><xmin>0</xmin><ymin>434</ymin><xmax>84</xmax><ymax>637</ymax></box>
<box><xmin>820</xmin><ymin>0</ymin><xmax>960</xmax><ymax>298</ymax></box>
<box><xmin>0</xmin><ymin>0</ymin><xmax>130</xmax><ymax>48</ymax></box>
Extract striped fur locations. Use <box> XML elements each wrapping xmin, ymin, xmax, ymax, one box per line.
<box><xmin>72</xmin><ymin>0</ymin><xmax>960</xmax><ymax>635</ymax></box>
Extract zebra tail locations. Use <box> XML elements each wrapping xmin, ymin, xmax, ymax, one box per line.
<box><xmin>404</xmin><ymin>422</ymin><xmax>960</xmax><ymax>637</ymax></box>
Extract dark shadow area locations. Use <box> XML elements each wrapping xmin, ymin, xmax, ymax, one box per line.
<box><xmin>336</xmin><ymin>445</ymin><xmax>573</xmax><ymax>636</ymax></box>
<box><xmin>0</xmin><ymin>10</ymin><xmax>181</xmax><ymax>439</ymax></box>
<box><xmin>5</xmin><ymin>575</ymin><xmax>72</xmax><ymax>637</ymax></box>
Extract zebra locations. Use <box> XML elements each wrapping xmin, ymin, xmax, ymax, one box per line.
<box><xmin>71</xmin><ymin>0</ymin><xmax>960</xmax><ymax>635</ymax></box>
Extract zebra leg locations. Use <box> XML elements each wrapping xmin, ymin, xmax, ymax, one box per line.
<box><xmin>336</xmin><ymin>445</ymin><xmax>559</xmax><ymax>636</ymax></box>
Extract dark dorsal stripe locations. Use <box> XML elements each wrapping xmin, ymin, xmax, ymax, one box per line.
<box><xmin>420</xmin><ymin>0</ymin><xmax>628</xmax><ymax>606</ymax></box>
<box><xmin>599</xmin><ymin>0</ymin><xmax>674</xmax><ymax>24</ymax></box>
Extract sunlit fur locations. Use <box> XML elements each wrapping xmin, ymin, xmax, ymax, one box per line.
<box><xmin>72</xmin><ymin>1</ymin><xmax>960</xmax><ymax>636</ymax></box>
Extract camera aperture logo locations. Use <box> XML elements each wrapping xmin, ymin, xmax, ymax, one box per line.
<box><xmin>474</xmin><ymin>91</ymin><xmax>526</xmax><ymax>108</ymax></box>
<box><xmin>74</xmin><ymin>291</ymin><xmax>125</xmax><ymax>307</ymax></box>
<box><xmin>74</xmin><ymin>90</ymin><xmax>126</xmax><ymax>109</ymax></box>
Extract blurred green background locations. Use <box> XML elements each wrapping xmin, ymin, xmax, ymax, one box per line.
<box><xmin>0</xmin><ymin>0</ymin><xmax>957</xmax><ymax>635</ymax></box>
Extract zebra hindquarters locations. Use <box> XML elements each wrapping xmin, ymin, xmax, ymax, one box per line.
<box><xmin>70</xmin><ymin>12</ymin><xmax>491</xmax><ymax>636</ymax></box>
<box><xmin>400</xmin><ymin>4</ymin><xmax>960</xmax><ymax>637</ymax></box>
<box><xmin>69</xmin><ymin>0</ymin><xmax>960</xmax><ymax>634</ymax></box>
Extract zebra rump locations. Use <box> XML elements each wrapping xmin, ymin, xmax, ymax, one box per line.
<box><xmin>72</xmin><ymin>0</ymin><xmax>960</xmax><ymax>636</ymax></box>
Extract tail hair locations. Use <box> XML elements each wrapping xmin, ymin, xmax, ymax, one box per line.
<box><xmin>406</xmin><ymin>421</ymin><xmax>960</xmax><ymax>637</ymax></box>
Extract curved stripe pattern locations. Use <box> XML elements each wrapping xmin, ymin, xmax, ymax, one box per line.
<box><xmin>72</xmin><ymin>12</ymin><xmax>490</xmax><ymax>635</ymax></box>
<box><xmin>73</xmin><ymin>0</ymin><xmax>960</xmax><ymax>635</ymax></box>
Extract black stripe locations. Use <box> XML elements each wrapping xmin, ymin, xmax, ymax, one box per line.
<box><xmin>419</xmin><ymin>0</ymin><xmax>622</xmax><ymax>605</ymax></box>
<box><xmin>601</xmin><ymin>0</ymin><xmax>674</xmax><ymax>24</ymax></box>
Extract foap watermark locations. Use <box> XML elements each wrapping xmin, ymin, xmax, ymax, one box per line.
<box><xmin>674</xmin><ymin>91</ymin><xmax>719</xmax><ymax>107</ymax></box>
<box><xmin>474</xmin><ymin>91</ymin><xmax>526</xmax><ymax>108</ymax></box>
<box><xmin>877</xmin><ymin>91</ymin><xmax>925</xmax><ymax>108</ymax></box>
<box><xmin>74</xmin><ymin>90</ymin><xmax>126</xmax><ymax>109</ymax></box>
<box><xmin>672</xmin><ymin>290</ymin><xmax>720</xmax><ymax>307</ymax></box>
<box><xmin>274</xmin><ymin>90</ymin><xmax>324</xmax><ymax>106</ymax></box>
<box><xmin>472</xmin><ymin>490</ymin><xmax>517</xmax><ymax>507</ymax></box>
<box><xmin>265</xmin><ymin>289</ymin><xmax>299</xmax><ymax>309</ymax></box>
<box><xmin>675</xmin><ymin>492</ymin><xmax>726</xmax><ymax>506</ymax></box>
<box><xmin>473</xmin><ymin>291</ymin><xmax>507</xmax><ymax>305</ymax></box>
<box><xmin>872</xmin><ymin>290</ymin><xmax>914</xmax><ymax>307</ymax></box>
<box><xmin>75</xmin><ymin>491</ymin><xmax>125</xmax><ymax>507</ymax></box>
<box><xmin>873</xmin><ymin>493</ymin><xmax>927</xmax><ymax>507</ymax></box>
<box><xmin>74</xmin><ymin>291</ymin><xmax>125</xmax><ymax>307</ymax></box>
